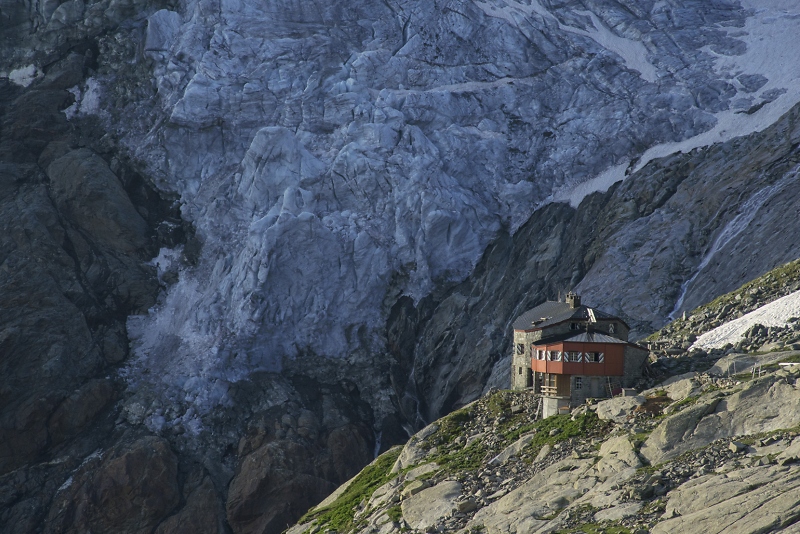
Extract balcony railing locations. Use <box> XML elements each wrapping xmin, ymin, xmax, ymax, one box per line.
<box><xmin>540</xmin><ymin>385</ymin><xmax>567</xmax><ymax>397</ymax></box>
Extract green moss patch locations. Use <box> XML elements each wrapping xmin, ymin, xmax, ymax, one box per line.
<box><xmin>386</xmin><ymin>505</ymin><xmax>402</xmax><ymax>522</ymax></box>
<box><xmin>520</xmin><ymin>412</ymin><xmax>606</xmax><ymax>462</ymax></box>
<box><xmin>432</xmin><ymin>439</ymin><xmax>488</xmax><ymax>473</ymax></box>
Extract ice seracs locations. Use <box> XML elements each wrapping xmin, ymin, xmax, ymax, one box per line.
<box><xmin>116</xmin><ymin>0</ymin><xmax>800</xmax><ymax>422</ymax></box>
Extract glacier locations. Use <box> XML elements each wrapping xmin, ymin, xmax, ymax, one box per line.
<box><xmin>101</xmin><ymin>0</ymin><xmax>800</xmax><ymax>423</ymax></box>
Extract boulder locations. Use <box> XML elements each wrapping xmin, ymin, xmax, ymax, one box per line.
<box><xmin>663</xmin><ymin>378</ymin><xmax>699</xmax><ymax>402</ymax></box>
<box><xmin>489</xmin><ymin>431</ymin><xmax>537</xmax><ymax>466</ymax></box>
<box><xmin>728</xmin><ymin>440</ymin><xmax>746</xmax><ymax>453</ymax></box>
<box><xmin>594</xmin><ymin>436</ymin><xmax>642</xmax><ymax>477</ymax></box>
<box><xmin>400</xmin><ymin>480</ymin><xmax>462</xmax><ymax>531</ymax></box>
<box><xmin>457</xmin><ymin>498</ymin><xmax>478</xmax><ymax>513</ymax></box>
<box><xmin>594</xmin><ymin>502</ymin><xmax>642</xmax><ymax>522</ymax></box>
<box><xmin>47</xmin><ymin>149</ymin><xmax>149</xmax><ymax>254</ymax></box>
<box><xmin>404</xmin><ymin>462</ymin><xmax>438</xmax><ymax>482</ymax></box>
<box><xmin>709</xmin><ymin>352</ymin><xmax>793</xmax><ymax>377</ymax></box>
<box><xmin>528</xmin><ymin>443</ymin><xmax>550</xmax><ymax>465</ymax></box>
<box><xmin>776</xmin><ymin>437</ymin><xmax>800</xmax><ymax>465</ymax></box>
<box><xmin>468</xmin><ymin>458</ymin><xmax>592</xmax><ymax>533</ymax></box>
<box><xmin>401</xmin><ymin>480</ymin><xmax>430</xmax><ymax>498</ymax></box>
<box><xmin>640</xmin><ymin>396</ymin><xmax>722</xmax><ymax>465</ymax></box>
<box><xmin>391</xmin><ymin>423</ymin><xmax>438</xmax><ymax>472</ymax></box>
<box><xmin>595</xmin><ymin>396</ymin><xmax>646</xmax><ymax>423</ymax></box>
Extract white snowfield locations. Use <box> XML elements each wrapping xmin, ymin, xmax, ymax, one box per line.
<box><xmin>554</xmin><ymin>0</ymin><xmax>800</xmax><ymax>208</ymax></box>
<box><xmin>691</xmin><ymin>290</ymin><xmax>800</xmax><ymax>350</ymax></box>
<box><xmin>105</xmin><ymin>0</ymin><xmax>800</xmax><ymax>424</ymax></box>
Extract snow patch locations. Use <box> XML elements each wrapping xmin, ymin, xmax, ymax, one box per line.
<box><xmin>148</xmin><ymin>245</ymin><xmax>183</xmax><ymax>284</ymax></box>
<box><xmin>63</xmin><ymin>85</ymin><xmax>82</xmax><ymax>119</ymax></box>
<box><xmin>62</xmin><ymin>79</ymin><xmax>104</xmax><ymax>119</ymax></box>
<box><xmin>475</xmin><ymin>0</ymin><xmax>658</xmax><ymax>83</ymax></box>
<box><xmin>633</xmin><ymin>1</ymin><xmax>800</xmax><ymax>174</ymax></box>
<box><xmin>78</xmin><ymin>78</ymin><xmax>103</xmax><ymax>115</ymax></box>
<box><xmin>57</xmin><ymin>476</ymin><xmax>74</xmax><ymax>494</ymax></box>
<box><xmin>691</xmin><ymin>290</ymin><xmax>800</xmax><ymax>350</ymax></box>
<box><xmin>563</xmin><ymin>9</ymin><xmax>658</xmax><ymax>83</ymax></box>
<box><xmin>551</xmin><ymin>162</ymin><xmax>629</xmax><ymax>208</ymax></box>
<box><xmin>8</xmin><ymin>65</ymin><xmax>41</xmax><ymax>87</ymax></box>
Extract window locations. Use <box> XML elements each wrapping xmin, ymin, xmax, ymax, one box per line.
<box><xmin>516</xmin><ymin>343</ymin><xmax>524</xmax><ymax>355</ymax></box>
<box><xmin>567</xmin><ymin>351</ymin><xmax>582</xmax><ymax>362</ymax></box>
<box><xmin>518</xmin><ymin>366</ymin><xmax>523</xmax><ymax>375</ymax></box>
<box><xmin>575</xmin><ymin>377</ymin><xmax>583</xmax><ymax>389</ymax></box>
<box><xmin>586</xmin><ymin>352</ymin><xmax>605</xmax><ymax>363</ymax></box>
<box><xmin>553</xmin><ymin>351</ymin><xmax>563</xmax><ymax>362</ymax></box>
<box><xmin>537</xmin><ymin>349</ymin><xmax>545</xmax><ymax>360</ymax></box>
<box><xmin>570</xmin><ymin>322</ymin><xmax>579</xmax><ymax>330</ymax></box>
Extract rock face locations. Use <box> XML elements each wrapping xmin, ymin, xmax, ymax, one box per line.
<box><xmin>226</xmin><ymin>440</ymin><xmax>339</xmax><ymax>534</ymax></box>
<box><xmin>0</xmin><ymin>4</ymin><xmax>193</xmax><ymax>532</ymax></box>
<box><xmin>45</xmin><ymin>437</ymin><xmax>181</xmax><ymax>533</ymax></box>
<box><xmin>5</xmin><ymin>0</ymin><xmax>800</xmax><ymax>532</ymax></box>
<box><xmin>652</xmin><ymin>462</ymin><xmax>800</xmax><ymax>534</ymax></box>
<box><xmin>641</xmin><ymin>372</ymin><xmax>800</xmax><ymax>465</ymax></box>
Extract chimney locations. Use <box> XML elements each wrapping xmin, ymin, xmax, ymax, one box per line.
<box><xmin>566</xmin><ymin>291</ymin><xmax>581</xmax><ymax>308</ymax></box>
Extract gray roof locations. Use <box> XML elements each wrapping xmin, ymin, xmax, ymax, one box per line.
<box><xmin>533</xmin><ymin>329</ymin><xmax>639</xmax><ymax>347</ymax></box>
<box><xmin>561</xmin><ymin>332</ymin><xmax>627</xmax><ymax>344</ymax></box>
<box><xmin>512</xmin><ymin>301</ymin><xmax>618</xmax><ymax>331</ymax></box>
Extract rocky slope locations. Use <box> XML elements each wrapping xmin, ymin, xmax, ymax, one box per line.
<box><xmin>4</xmin><ymin>0</ymin><xmax>800</xmax><ymax>532</ymax></box>
<box><xmin>288</xmin><ymin>369</ymin><xmax>800</xmax><ymax>534</ymax></box>
<box><xmin>649</xmin><ymin>258</ymin><xmax>800</xmax><ymax>349</ymax></box>
<box><xmin>289</xmin><ymin>272</ymin><xmax>800</xmax><ymax>533</ymax></box>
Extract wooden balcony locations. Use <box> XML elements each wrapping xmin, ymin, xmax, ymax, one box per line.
<box><xmin>540</xmin><ymin>385</ymin><xmax>562</xmax><ymax>397</ymax></box>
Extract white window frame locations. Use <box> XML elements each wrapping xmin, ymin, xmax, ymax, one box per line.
<box><xmin>586</xmin><ymin>351</ymin><xmax>605</xmax><ymax>363</ymax></box>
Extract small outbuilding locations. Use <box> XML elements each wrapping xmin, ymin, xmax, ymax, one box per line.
<box><xmin>511</xmin><ymin>292</ymin><xmax>648</xmax><ymax>417</ymax></box>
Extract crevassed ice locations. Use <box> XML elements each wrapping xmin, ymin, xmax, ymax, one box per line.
<box><xmin>118</xmin><ymin>0</ymin><xmax>800</xmax><ymax>422</ymax></box>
